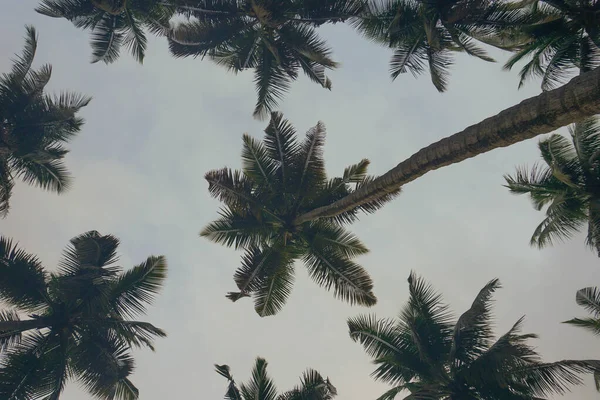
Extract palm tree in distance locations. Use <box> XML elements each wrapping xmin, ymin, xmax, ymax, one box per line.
<box><xmin>215</xmin><ymin>357</ymin><xmax>337</xmax><ymax>400</ymax></box>
<box><xmin>565</xmin><ymin>286</ymin><xmax>600</xmax><ymax>390</ymax></box>
<box><xmin>349</xmin><ymin>272</ymin><xmax>600</xmax><ymax>400</ymax></box>
<box><xmin>352</xmin><ymin>0</ymin><xmax>523</xmax><ymax>92</ymax></box>
<box><xmin>0</xmin><ymin>26</ymin><xmax>90</xmax><ymax>217</ymax></box>
<box><xmin>166</xmin><ymin>0</ymin><xmax>366</xmax><ymax>119</ymax></box>
<box><xmin>503</xmin><ymin>0</ymin><xmax>600</xmax><ymax>90</ymax></box>
<box><xmin>505</xmin><ymin>117</ymin><xmax>600</xmax><ymax>255</ymax></box>
<box><xmin>202</xmin><ymin>112</ymin><xmax>400</xmax><ymax>316</ymax></box>
<box><xmin>0</xmin><ymin>231</ymin><xmax>167</xmax><ymax>399</ymax></box>
<box><xmin>36</xmin><ymin>0</ymin><xmax>174</xmax><ymax>63</ymax></box>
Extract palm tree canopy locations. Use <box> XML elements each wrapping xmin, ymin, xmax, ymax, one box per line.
<box><xmin>167</xmin><ymin>0</ymin><xmax>365</xmax><ymax>118</ymax></box>
<box><xmin>36</xmin><ymin>0</ymin><xmax>174</xmax><ymax>63</ymax></box>
<box><xmin>0</xmin><ymin>26</ymin><xmax>90</xmax><ymax>217</ymax></box>
<box><xmin>215</xmin><ymin>357</ymin><xmax>337</xmax><ymax>400</ymax></box>
<box><xmin>504</xmin><ymin>0</ymin><xmax>600</xmax><ymax>90</ymax></box>
<box><xmin>348</xmin><ymin>272</ymin><xmax>600</xmax><ymax>400</ymax></box>
<box><xmin>505</xmin><ymin>117</ymin><xmax>600</xmax><ymax>255</ymax></box>
<box><xmin>351</xmin><ymin>0</ymin><xmax>518</xmax><ymax>91</ymax></box>
<box><xmin>201</xmin><ymin>112</ymin><xmax>399</xmax><ymax>316</ymax></box>
<box><xmin>0</xmin><ymin>231</ymin><xmax>167</xmax><ymax>400</ymax></box>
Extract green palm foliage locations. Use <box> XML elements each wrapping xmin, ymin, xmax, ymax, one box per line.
<box><xmin>167</xmin><ymin>0</ymin><xmax>365</xmax><ymax>118</ymax></box>
<box><xmin>504</xmin><ymin>0</ymin><xmax>600</xmax><ymax>90</ymax></box>
<box><xmin>505</xmin><ymin>117</ymin><xmax>600</xmax><ymax>255</ymax></box>
<box><xmin>565</xmin><ymin>286</ymin><xmax>600</xmax><ymax>391</ymax></box>
<box><xmin>0</xmin><ymin>231</ymin><xmax>167</xmax><ymax>400</ymax></box>
<box><xmin>349</xmin><ymin>272</ymin><xmax>600</xmax><ymax>400</ymax></box>
<box><xmin>202</xmin><ymin>112</ymin><xmax>399</xmax><ymax>316</ymax></box>
<box><xmin>563</xmin><ymin>286</ymin><xmax>600</xmax><ymax>392</ymax></box>
<box><xmin>0</xmin><ymin>26</ymin><xmax>90</xmax><ymax>217</ymax></box>
<box><xmin>215</xmin><ymin>357</ymin><xmax>337</xmax><ymax>400</ymax></box>
<box><xmin>352</xmin><ymin>0</ymin><xmax>515</xmax><ymax>92</ymax></box>
<box><xmin>36</xmin><ymin>0</ymin><xmax>174</xmax><ymax>63</ymax></box>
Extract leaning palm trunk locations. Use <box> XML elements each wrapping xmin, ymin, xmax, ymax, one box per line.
<box><xmin>294</xmin><ymin>67</ymin><xmax>600</xmax><ymax>225</ymax></box>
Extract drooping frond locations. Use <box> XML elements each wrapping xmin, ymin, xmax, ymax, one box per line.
<box><xmin>253</xmin><ymin>254</ymin><xmax>295</xmax><ymax>317</ymax></box>
<box><xmin>58</xmin><ymin>230</ymin><xmax>121</xmax><ymax>276</ymax></box>
<box><xmin>0</xmin><ymin>310</ymin><xmax>22</xmax><ymax>353</ymax></box>
<box><xmin>0</xmin><ymin>236</ymin><xmax>48</xmax><ymax>311</ymax></box>
<box><xmin>110</xmin><ymin>255</ymin><xmax>167</xmax><ymax>319</ymax></box>
<box><xmin>347</xmin><ymin>314</ymin><xmax>402</xmax><ymax>359</ymax></box>
<box><xmin>205</xmin><ymin>167</ymin><xmax>257</xmax><ymax>214</ymax></box>
<box><xmin>201</xmin><ymin>207</ymin><xmax>272</xmax><ymax>249</ymax></box>
<box><xmin>215</xmin><ymin>364</ymin><xmax>242</xmax><ymax>400</ymax></box>
<box><xmin>305</xmin><ymin>221</ymin><xmax>369</xmax><ymax>258</ymax></box>
<box><xmin>91</xmin><ymin>14</ymin><xmax>124</xmax><ymax>64</ymax></box>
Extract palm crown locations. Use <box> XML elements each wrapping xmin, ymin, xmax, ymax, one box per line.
<box><xmin>505</xmin><ymin>117</ymin><xmax>600</xmax><ymax>256</ymax></box>
<box><xmin>215</xmin><ymin>357</ymin><xmax>337</xmax><ymax>400</ymax></box>
<box><xmin>504</xmin><ymin>0</ymin><xmax>600</xmax><ymax>90</ymax></box>
<box><xmin>352</xmin><ymin>0</ymin><xmax>515</xmax><ymax>92</ymax></box>
<box><xmin>349</xmin><ymin>272</ymin><xmax>600</xmax><ymax>400</ymax></box>
<box><xmin>201</xmin><ymin>112</ymin><xmax>400</xmax><ymax>316</ymax></box>
<box><xmin>0</xmin><ymin>26</ymin><xmax>90</xmax><ymax>217</ymax></box>
<box><xmin>0</xmin><ymin>231</ymin><xmax>167</xmax><ymax>400</ymax></box>
<box><xmin>36</xmin><ymin>0</ymin><xmax>174</xmax><ymax>63</ymax></box>
<box><xmin>167</xmin><ymin>0</ymin><xmax>365</xmax><ymax>118</ymax></box>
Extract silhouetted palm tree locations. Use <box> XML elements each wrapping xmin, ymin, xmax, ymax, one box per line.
<box><xmin>167</xmin><ymin>0</ymin><xmax>365</xmax><ymax>118</ymax></box>
<box><xmin>36</xmin><ymin>0</ymin><xmax>174</xmax><ymax>63</ymax></box>
<box><xmin>349</xmin><ymin>272</ymin><xmax>600</xmax><ymax>400</ymax></box>
<box><xmin>0</xmin><ymin>231</ymin><xmax>167</xmax><ymax>400</ymax></box>
<box><xmin>505</xmin><ymin>117</ymin><xmax>600</xmax><ymax>255</ymax></box>
<box><xmin>215</xmin><ymin>357</ymin><xmax>337</xmax><ymax>400</ymax></box>
<box><xmin>202</xmin><ymin>112</ymin><xmax>399</xmax><ymax>316</ymax></box>
<box><xmin>0</xmin><ymin>26</ymin><xmax>90</xmax><ymax>217</ymax></box>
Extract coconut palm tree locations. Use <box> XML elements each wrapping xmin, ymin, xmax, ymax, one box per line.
<box><xmin>504</xmin><ymin>117</ymin><xmax>600</xmax><ymax>255</ymax></box>
<box><xmin>0</xmin><ymin>26</ymin><xmax>90</xmax><ymax>218</ymax></box>
<box><xmin>35</xmin><ymin>0</ymin><xmax>174</xmax><ymax>63</ymax></box>
<box><xmin>0</xmin><ymin>231</ymin><xmax>167</xmax><ymax>400</ymax></box>
<box><xmin>291</xmin><ymin>66</ymin><xmax>600</xmax><ymax>225</ymax></box>
<box><xmin>351</xmin><ymin>0</ymin><xmax>523</xmax><ymax>92</ymax></box>
<box><xmin>202</xmin><ymin>112</ymin><xmax>399</xmax><ymax>316</ymax></box>
<box><xmin>349</xmin><ymin>272</ymin><xmax>600</xmax><ymax>400</ymax></box>
<box><xmin>565</xmin><ymin>286</ymin><xmax>600</xmax><ymax>390</ymax></box>
<box><xmin>166</xmin><ymin>0</ymin><xmax>365</xmax><ymax>119</ymax></box>
<box><xmin>503</xmin><ymin>0</ymin><xmax>600</xmax><ymax>90</ymax></box>
<box><xmin>215</xmin><ymin>357</ymin><xmax>337</xmax><ymax>400</ymax></box>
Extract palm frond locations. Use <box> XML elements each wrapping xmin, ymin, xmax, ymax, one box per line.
<box><xmin>8</xmin><ymin>26</ymin><xmax>37</xmax><ymax>83</ymax></box>
<box><xmin>110</xmin><ymin>255</ymin><xmax>167</xmax><ymax>319</ymax></box>
<box><xmin>563</xmin><ymin>317</ymin><xmax>600</xmax><ymax>336</ymax></box>
<box><xmin>514</xmin><ymin>360</ymin><xmax>600</xmax><ymax>397</ymax></box>
<box><xmin>215</xmin><ymin>364</ymin><xmax>242</xmax><ymax>400</ymax></box>
<box><xmin>427</xmin><ymin>47</ymin><xmax>453</xmax><ymax>92</ymax></box>
<box><xmin>450</xmin><ymin>278</ymin><xmax>501</xmax><ymax>367</ymax></box>
<box><xmin>0</xmin><ymin>236</ymin><xmax>48</xmax><ymax>311</ymax></box>
<box><xmin>347</xmin><ymin>314</ymin><xmax>402</xmax><ymax>358</ymax></box>
<box><xmin>304</xmin><ymin>246</ymin><xmax>376</xmax><ymax>307</ymax></box>
<box><xmin>262</xmin><ymin>112</ymin><xmax>299</xmax><ymax>181</ymax></box>
<box><xmin>98</xmin><ymin>318</ymin><xmax>166</xmax><ymax>351</ymax></box>
<box><xmin>122</xmin><ymin>7</ymin><xmax>148</xmax><ymax>63</ymax></box>
<box><xmin>91</xmin><ymin>15</ymin><xmax>124</xmax><ymax>63</ymax></box>
<box><xmin>242</xmin><ymin>133</ymin><xmax>277</xmax><ymax>189</ymax></box>
<box><xmin>253</xmin><ymin>255</ymin><xmax>295</xmax><ymax>317</ymax></box>
<box><xmin>530</xmin><ymin>196</ymin><xmax>587</xmax><ymax>249</ymax></box>
<box><xmin>11</xmin><ymin>152</ymin><xmax>72</xmax><ymax>194</ymax></box>
<box><xmin>201</xmin><ymin>207</ymin><xmax>272</xmax><ymax>249</ymax></box>
<box><xmin>240</xmin><ymin>358</ymin><xmax>278</xmax><ymax>400</ymax></box>
<box><xmin>293</xmin><ymin>121</ymin><xmax>327</xmax><ymax>200</ymax></box>
<box><xmin>205</xmin><ymin>167</ymin><xmax>257</xmax><ymax>214</ymax></box>
<box><xmin>0</xmin><ymin>161</ymin><xmax>14</xmax><ymax>218</ymax></box>
<box><xmin>305</xmin><ymin>221</ymin><xmax>369</xmax><ymax>258</ymax></box>
<box><xmin>253</xmin><ymin>45</ymin><xmax>291</xmax><ymax>120</ymax></box>
<box><xmin>574</xmin><ymin>287</ymin><xmax>600</xmax><ymax>316</ymax></box>
<box><xmin>0</xmin><ymin>310</ymin><xmax>22</xmax><ymax>353</ymax></box>
<box><xmin>504</xmin><ymin>163</ymin><xmax>562</xmax><ymax>211</ymax></box>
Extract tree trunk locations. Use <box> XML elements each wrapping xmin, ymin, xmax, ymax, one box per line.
<box><xmin>293</xmin><ymin>66</ymin><xmax>600</xmax><ymax>225</ymax></box>
<box><xmin>0</xmin><ymin>318</ymin><xmax>50</xmax><ymax>333</ymax></box>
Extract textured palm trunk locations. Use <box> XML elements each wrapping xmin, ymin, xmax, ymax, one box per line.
<box><xmin>294</xmin><ymin>66</ymin><xmax>600</xmax><ymax>225</ymax></box>
<box><xmin>0</xmin><ymin>318</ymin><xmax>50</xmax><ymax>333</ymax></box>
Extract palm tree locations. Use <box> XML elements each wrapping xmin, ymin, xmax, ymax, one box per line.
<box><xmin>565</xmin><ymin>286</ymin><xmax>600</xmax><ymax>391</ymax></box>
<box><xmin>215</xmin><ymin>357</ymin><xmax>337</xmax><ymax>400</ymax></box>
<box><xmin>292</xmin><ymin>66</ymin><xmax>600</xmax><ymax>225</ymax></box>
<box><xmin>202</xmin><ymin>112</ymin><xmax>399</xmax><ymax>316</ymax></box>
<box><xmin>35</xmin><ymin>0</ymin><xmax>174</xmax><ymax>63</ymax></box>
<box><xmin>348</xmin><ymin>272</ymin><xmax>600</xmax><ymax>400</ymax></box>
<box><xmin>503</xmin><ymin>0</ymin><xmax>600</xmax><ymax>90</ymax></box>
<box><xmin>166</xmin><ymin>0</ymin><xmax>365</xmax><ymax>119</ymax></box>
<box><xmin>351</xmin><ymin>0</ymin><xmax>522</xmax><ymax>92</ymax></box>
<box><xmin>0</xmin><ymin>230</ymin><xmax>167</xmax><ymax>400</ymax></box>
<box><xmin>504</xmin><ymin>117</ymin><xmax>600</xmax><ymax>255</ymax></box>
<box><xmin>0</xmin><ymin>26</ymin><xmax>90</xmax><ymax>217</ymax></box>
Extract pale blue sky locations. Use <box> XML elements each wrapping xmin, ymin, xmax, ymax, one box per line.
<box><xmin>2</xmin><ymin>2</ymin><xmax>600</xmax><ymax>399</ymax></box>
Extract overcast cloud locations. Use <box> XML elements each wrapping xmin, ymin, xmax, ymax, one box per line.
<box><xmin>2</xmin><ymin>2</ymin><xmax>600</xmax><ymax>399</ymax></box>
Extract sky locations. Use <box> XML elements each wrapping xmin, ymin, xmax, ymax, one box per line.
<box><xmin>2</xmin><ymin>2</ymin><xmax>600</xmax><ymax>399</ymax></box>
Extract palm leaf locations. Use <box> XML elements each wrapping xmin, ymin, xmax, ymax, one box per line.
<box><xmin>240</xmin><ymin>358</ymin><xmax>278</xmax><ymax>400</ymax></box>
<box><xmin>201</xmin><ymin>207</ymin><xmax>272</xmax><ymax>249</ymax></box>
<box><xmin>11</xmin><ymin>151</ymin><xmax>72</xmax><ymax>194</ymax></box>
<box><xmin>215</xmin><ymin>364</ymin><xmax>242</xmax><ymax>400</ymax></box>
<box><xmin>91</xmin><ymin>14</ymin><xmax>124</xmax><ymax>63</ymax></box>
<box><xmin>574</xmin><ymin>287</ymin><xmax>600</xmax><ymax>316</ymax></box>
<box><xmin>110</xmin><ymin>255</ymin><xmax>167</xmax><ymax>319</ymax></box>
<box><xmin>347</xmin><ymin>314</ymin><xmax>402</xmax><ymax>358</ymax></box>
<box><xmin>262</xmin><ymin>112</ymin><xmax>299</xmax><ymax>181</ymax></box>
<box><xmin>241</xmin><ymin>133</ymin><xmax>277</xmax><ymax>189</ymax></box>
<box><xmin>0</xmin><ymin>236</ymin><xmax>49</xmax><ymax>311</ymax></box>
<box><xmin>563</xmin><ymin>317</ymin><xmax>600</xmax><ymax>336</ymax></box>
<box><xmin>252</xmin><ymin>44</ymin><xmax>291</xmax><ymax>119</ymax></box>
<box><xmin>253</xmin><ymin>254</ymin><xmax>295</xmax><ymax>317</ymax></box>
<box><xmin>122</xmin><ymin>7</ymin><xmax>148</xmax><ymax>63</ymax></box>
<box><xmin>0</xmin><ymin>310</ymin><xmax>22</xmax><ymax>353</ymax></box>
<box><xmin>58</xmin><ymin>231</ymin><xmax>121</xmax><ymax>276</ymax></box>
